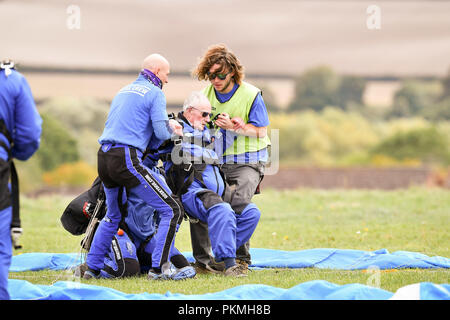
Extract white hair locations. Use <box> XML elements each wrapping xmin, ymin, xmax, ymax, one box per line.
<box><xmin>183</xmin><ymin>91</ymin><xmax>210</xmax><ymax>111</ymax></box>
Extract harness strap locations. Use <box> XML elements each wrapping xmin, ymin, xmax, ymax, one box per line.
<box><xmin>0</xmin><ymin>119</ymin><xmax>20</xmax><ymax>229</ymax></box>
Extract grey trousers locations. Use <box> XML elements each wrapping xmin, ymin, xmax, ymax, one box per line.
<box><xmin>189</xmin><ymin>163</ymin><xmax>264</xmax><ymax>266</ymax></box>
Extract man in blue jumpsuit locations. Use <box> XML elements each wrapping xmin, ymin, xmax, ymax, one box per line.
<box><xmin>124</xmin><ymin>167</ymin><xmax>196</xmax><ymax>279</ymax></box>
<box><xmin>0</xmin><ymin>60</ymin><xmax>42</xmax><ymax>299</ymax></box>
<box><xmin>75</xmin><ymin>182</ymin><xmax>196</xmax><ymax>280</ymax></box>
<box><xmin>84</xmin><ymin>54</ymin><xmax>184</xmax><ymax>280</ymax></box>
<box><xmin>158</xmin><ymin>91</ymin><xmax>261</xmax><ymax>277</ymax></box>
<box><xmin>72</xmin><ymin>166</ymin><xmax>195</xmax><ymax>280</ymax></box>
<box><xmin>96</xmin><ymin>181</ymin><xmax>195</xmax><ymax>280</ymax></box>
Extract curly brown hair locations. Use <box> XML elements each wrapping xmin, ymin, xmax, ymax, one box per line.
<box><xmin>192</xmin><ymin>43</ymin><xmax>245</xmax><ymax>84</ymax></box>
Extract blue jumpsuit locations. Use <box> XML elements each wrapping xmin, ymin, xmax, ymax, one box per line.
<box><xmin>97</xmin><ymin>166</ymin><xmax>190</xmax><ymax>278</ymax></box>
<box><xmin>86</xmin><ymin>73</ymin><xmax>183</xmax><ymax>275</ymax></box>
<box><xmin>0</xmin><ymin>67</ymin><xmax>42</xmax><ymax>299</ymax></box>
<box><xmin>162</xmin><ymin>115</ymin><xmax>261</xmax><ymax>263</ymax></box>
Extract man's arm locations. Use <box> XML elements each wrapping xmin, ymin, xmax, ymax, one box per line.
<box><xmin>12</xmin><ymin>74</ymin><xmax>42</xmax><ymax>161</ymax></box>
<box><xmin>213</xmin><ymin>92</ymin><xmax>269</xmax><ymax>138</ymax></box>
<box><xmin>232</xmin><ymin>118</ymin><xmax>267</xmax><ymax>138</ymax></box>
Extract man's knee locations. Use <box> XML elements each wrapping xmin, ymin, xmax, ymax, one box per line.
<box><xmin>196</xmin><ymin>189</ymin><xmax>224</xmax><ymax>210</ymax></box>
<box><xmin>164</xmin><ymin>195</ymin><xmax>184</xmax><ymax>225</ymax></box>
<box><xmin>242</xmin><ymin>203</ymin><xmax>261</xmax><ymax>221</ymax></box>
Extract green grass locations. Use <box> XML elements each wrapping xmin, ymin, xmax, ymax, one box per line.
<box><xmin>9</xmin><ymin>187</ymin><xmax>450</xmax><ymax>296</ymax></box>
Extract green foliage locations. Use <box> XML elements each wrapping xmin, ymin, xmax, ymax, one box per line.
<box><xmin>370</xmin><ymin>127</ymin><xmax>450</xmax><ymax>165</ymax></box>
<box><xmin>289</xmin><ymin>66</ymin><xmax>340</xmax><ymax>112</ymax></box>
<box><xmin>269</xmin><ymin>109</ymin><xmax>450</xmax><ymax>167</ymax></box>
<box><xmin>270</xmin><ymin>108</ymin><xmax>379</xmax><ymax>166</ymax></box>
<box><xmin>16</xmin><ymin>97</ymin><xmax>109</xmax><ymax>193</ymax></box>
<box><xmin>439</xmin><ymin>67</ymin><xmax>450</xmax><ymax>100</ymax></box>
<box><xmin>37</xmin><ymin>97</ymin><xmax>109</xmax><ymax>166</ymax></box>
<box><xmin>34</xmin><ymin>113</ymin><xmax>80</xmax><ymax>171</ymax></box>
<box><xmin>288</xmin><ymin>66</ymin><xmax>366</xmax><ymax>112</ymax></box>
<box><xmin>387</xmin><ymin>81</ymin><xmax>440</xmax><ymax>118</ymax></box>
<box><xmin>422</xmin><ymin>97</ymin><xmax>450</xmax><ymax>121</ymax></box>
<box><xmin>336</xmin><ymin>75</ymin><xmax>366</xmax><ymax>108</ymax></box>
<box><xmin>38</xmin><ymin>97</ymin><xmax>109</xmax><ymax>134</ymax></box>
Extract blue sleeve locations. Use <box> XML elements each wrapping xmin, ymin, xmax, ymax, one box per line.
<box><xmin>148</xmin><ymin>89</ymin><xmax>168</xmax><ymax>122</ymax></box>
<box><xmin>12</xmin><ymin>74</ymin><xmax>42</xmax><ymax>160</ymax></box>
<box><xmin>152</xmin><ymin>120</ymin><xmax>171</xmax><ymax>141</ymax></box>
<box><xmin>147</xmin><ymin>88</ymin><xmax>171</xmax><ymax>141</ymax></box>
<box><xmin>247</xmin><ymin>93</ymin><xmax>270</xmax><ymax>127</ymax></box>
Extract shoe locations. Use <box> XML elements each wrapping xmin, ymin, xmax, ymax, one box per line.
<box><xmin>192</xmin><ymin>260</ymin><xmax>225</xmax><ymax>274</ymax></box>
<box><xmin>236</xmin><ymin>259</ymin><xmax>249</xmax><ymax>275</ymax></box>
<box><xmin>224</xmin><ymin>264</ymin><xmax>248</xmax><ymax>278</ymax></box>
<box><xmin>73</xmin><ymin>263</ymin><xmax>88</xmax><ymax>278</ymax></box>
<box><xmin>147</xmin><ymin>268</ymin><xmax>172</xmax><ymax>280</ymax></box>
<box><xmin>172</xmin><ymin>266</ymin><xmax>196</xmax><ymax>280</ymax></box>
<box><xmin>82</xmin><ymin>268</ymin><xmax>100</xmax><ymax>279</ymax></box>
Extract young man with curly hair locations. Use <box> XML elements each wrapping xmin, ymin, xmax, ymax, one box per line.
<box><xmin>190</xmin><ymin>44</ymin><xmax>271</xmax><ymax>274</ymax></box>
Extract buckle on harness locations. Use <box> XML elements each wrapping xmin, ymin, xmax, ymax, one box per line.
<box><xmin>184</xmin><ymin>163</ymin><xmax>192</xmax><ymax>172</ymax></box>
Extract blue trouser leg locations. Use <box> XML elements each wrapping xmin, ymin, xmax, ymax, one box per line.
<box><xmin>86</xmin><ymin>186</ymin><xmax>122</xmax><ymax>271</ymax></box>
<box><xmin>182</xmin><ymin>189</ymin><xmax>237</xmax><ymax>261</ymax></box>
<box><xmin>207</xmin><ymin>202</ymin><xmax>237</xmax><ymax>261</ymax></box>
<box><xmin>130</xmin><ymin>182</ymin><xmax>181</xmax><ymax>269</ymax></box>
<box><xmin>138</xmin><ymin>224</ymin><xmax>181</xmax><ymax>270</ymax></box>
<box><xmin>0</xmin><ymin>206</ymin><xmax>12</xmax><ymax>300</ymax></box>
<box><xmin>235</xmin><ymin>203</ymin><xmax>261</xmax><ymax>250</ymax></box>
<box><xmin>142</xmin><ymin>228</ymin><xmax>180</xmax><ymax>259</ymax></box>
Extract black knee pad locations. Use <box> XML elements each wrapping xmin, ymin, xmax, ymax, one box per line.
<box><xmin>196</xmin><ymin>190</ymin><xmax>224</xmax><ymax>210</ymax></box>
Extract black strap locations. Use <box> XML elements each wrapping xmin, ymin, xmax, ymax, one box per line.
<box><xmin>0</xmin><ymin>119</ymin><xmax>20</xmax><ymax>229</ymax></box>
<box><xmin>10</xmin><ymin>162</ymin><xmax>20</xmax><ymax>228</ymax></box>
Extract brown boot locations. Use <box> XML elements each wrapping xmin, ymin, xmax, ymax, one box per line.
<box><xmin>236</xmin><ymin>259</ymin><xmax>249</xmax><ymax>275</ymax></box>
<box><xmin>224</xmin><ymin>264</ymin><xmax>248</xmax><ymax>277</ymax></box>
<box><xmin>192</xmin><ymin>260</ymin><xmax>225</xmax><ymax>274</ymax></box>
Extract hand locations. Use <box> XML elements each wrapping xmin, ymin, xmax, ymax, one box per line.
<box><xmin>214</xmin><ymin>113</ymin><xmax>234</xmax><ymax>130</ymax></box>
<box><xmin>169</xmin><ymin>119</ymin><xmax>183</xmax><ymax>136</ymax></box>
<box><xmin>231</xmin><ymin>117</ymin><xmax>245</xmax><ymax>131</ymax></box>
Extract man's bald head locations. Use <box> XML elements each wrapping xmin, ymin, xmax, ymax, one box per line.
<box><xmin>142</xmin><ymin>53</ymin><xmax>170</xmax><ymax>86</ymax></box>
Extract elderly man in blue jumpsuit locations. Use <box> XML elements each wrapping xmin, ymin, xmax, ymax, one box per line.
<box><xmin>0</xmin><ymin>60</ymin><xmax>42</xmax><ymax>299</ymax></box>
<box><xmin>158</xmin><ymin>91</ymin><xmax>261</xmax><ymax>277</ymax></box>
<box><xmin>84</xmin><ymin>54</ymin><xmax>184</xmax><ymax>280</ymax></box>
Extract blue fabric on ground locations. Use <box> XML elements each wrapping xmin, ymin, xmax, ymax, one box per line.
<box><xmin>10</xmin><ymin>253</ymin><xmax>81</xmax><ymax>272</ymax></box>
<box><xmin>420</xmin><ymin>282</ymin><xmax>450</xmax><ymax>300</ymax></box>
<box><xmin>7</xmin><ymin>279</ymin><xmax>449</xmax><ymax>300</ymax></box>
<box><xmin>10</xmin><ymin>248</ymin><xmax>450</xmax><ymax>272</ymax></box>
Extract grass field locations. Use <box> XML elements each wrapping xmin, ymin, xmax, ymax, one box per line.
<box><xmin>9</xmin><ymin>187</ymin><xmax>450</xmax><ymax>296</ymax></box>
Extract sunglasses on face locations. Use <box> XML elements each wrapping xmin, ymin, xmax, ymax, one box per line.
<box><xmin>191</xmin><ymin>107</ymin><xmax>213</xmax><ymax>118</ymax></box>
<box><xmin>207</xmin><ymin>71</ymin><xmax>230</xmax><ymax>80</ymax></box>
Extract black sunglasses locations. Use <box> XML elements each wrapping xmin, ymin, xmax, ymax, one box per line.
<box><xmin>207</xmin><ymin>71</ymin><xmax>230</xmax><ymax>80</ymax></box>
<box><xmin>190</xmin><ymin>107</ymin><xmax>213</xmax><ymax>118</ymax></box>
